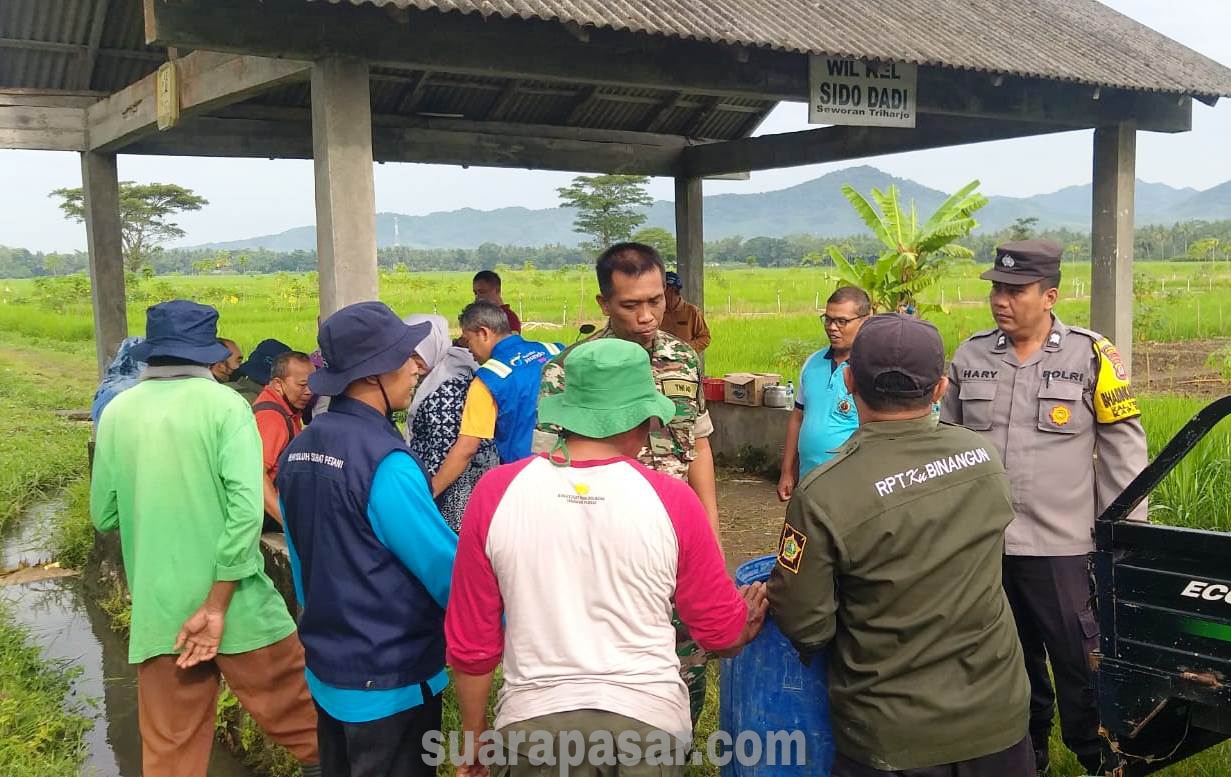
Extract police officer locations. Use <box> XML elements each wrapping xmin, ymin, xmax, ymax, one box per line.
<box><xmin>941</xmin><ymin>239</ymin><xmax>1147</xmax><ymax>775</ymax></box>
<box><xmin>770</xmin><ymin>314</ymin><xmax>1032</xmax><ymax>777</ymax></box>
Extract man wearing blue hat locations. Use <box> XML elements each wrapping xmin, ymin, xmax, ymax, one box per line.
<box><xmin>91</xmin><ymin>300</ymin><xmax>319</xmax><ymax>777</ymax></box>
<box><xmin>658</xmin><ymin>270</ymin><xmax>711</xmax><ymax>354</ymax></box>
<box><xmin>277</xmin><ymin>301</ymin><xmax>458</xmax><ymax>777</ymax></box>
<box><xmin>232</xmin><ymin>337</ymin><xmax>293</xmax><ymax>404</ymax></box>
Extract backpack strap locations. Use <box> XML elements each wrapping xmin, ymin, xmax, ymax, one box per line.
<box><xmin>253</xmin><ymin>401</ymin><xmax>295</xmax><ymax>441</ymax></box>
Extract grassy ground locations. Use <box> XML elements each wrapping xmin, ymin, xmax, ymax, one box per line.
<box><xmin>0</xmin><ymin>602</ymin><xmax>91</xmax><ymax>777</ymax></box>
<box><xmin>0</xmin><ymin>337</ymin><xmax>95</xmax><ymax>776</ymax></box>
<box><xmin>4</xmin><ymin>262</ymin><xmax>1231</xmax><ymax>383</ymax></box>
<box><xmin>0</xmin><ymin>338</ymin><xmax>94</xmax><ymax>531</ymax></box>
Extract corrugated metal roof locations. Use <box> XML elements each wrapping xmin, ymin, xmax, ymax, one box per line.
<box><xmin>0</xmin><ymin>0</ymin><xmax>769</xmax><ymax>140</ymax></box>
<box><xmin>321</xmin><ymin>0</ymin><xmax>1231</xmax><ymax>98</ymax></box>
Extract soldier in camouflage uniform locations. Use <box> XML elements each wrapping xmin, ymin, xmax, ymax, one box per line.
<box><xmin>534</xmin><ymin>242</ymin><xmax>718</xmax><ymax>726</ymax></box>
<box><xmin>538</xmin><ymin>325</ymin><xmax>713</xmax><ymax>478</ymax></box>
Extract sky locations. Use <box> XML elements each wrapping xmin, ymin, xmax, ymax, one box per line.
<box><xmin>2</xmin><ymin>0</ymin><xmax>1229</xmax><ymax>253</ymax></box>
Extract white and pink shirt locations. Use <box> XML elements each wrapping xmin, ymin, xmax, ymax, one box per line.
<box><xmin>445</xmin><ymin>454</ymin><xmax>747</xmax><ymax>737</ymax></box>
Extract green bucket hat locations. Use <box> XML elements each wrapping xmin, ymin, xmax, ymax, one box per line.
<box><xmin>538</xmin><ymin>339</ymin><xmax>677</xmax><ymax>439</ymax></box>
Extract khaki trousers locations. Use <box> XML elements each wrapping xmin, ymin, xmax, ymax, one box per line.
<box><xmin>137</xmin><ymin>633</ymin><xmax>319</xmax><ymax>777</ymax></box>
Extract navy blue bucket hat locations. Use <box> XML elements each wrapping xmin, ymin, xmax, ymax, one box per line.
<box><xmin>309</xmin><ymin>301</ymin><xmax>431</xmax><ymax>396</ymax></box>
<box><xmin>130</xmin><ymin>300</ymin><xmax>231</xmax><ymax>365</ymax></box>
<box><xmin>238</xmin><ymin>338</ymin><xmax>292</xmax><ymax>385</ymax></box>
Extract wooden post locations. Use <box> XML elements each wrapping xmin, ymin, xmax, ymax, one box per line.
<box><xmin>1090</xmin><ymin>123</ymin><xmax>1136</xmax><ymax>372</ymax></box>
<box><xmin>312</xmin><ymin>57</ymin><xmax>378</xmax><ymax>316</ymax></box>
<box><xmin>674</xmin><ymin>176</ymin><xmax>704</xmax><ymax>310</ymax></box>
<box><xmin>81</xmin><ymin>151</ymin><xmax>128</xmax><ymax>376</ymax></box>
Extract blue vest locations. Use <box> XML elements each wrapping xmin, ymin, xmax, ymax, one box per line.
<box><xmin>475</xmin><ymin>334</ymin><xmax>563</xmax><ymax>463</ymax></box>
<box><xmin>276</xmin><ymin>396</ymin><xmax>444</xmax><ymax>690</ymax></box>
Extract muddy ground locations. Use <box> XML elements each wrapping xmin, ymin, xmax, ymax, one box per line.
<box><xmin>716</xmin><ymin>477</ymin><xmax>783</xmax><ymax>573</ymax></box>
<box><xmin>1136</xmin><ymin>338</ymin><xmax>1231</xmax><ymax>397</ymax></box>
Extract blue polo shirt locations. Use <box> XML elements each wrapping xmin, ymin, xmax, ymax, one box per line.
<box><xmin>797</xmin><ymin>347</ymin><xmax>859</xmax><ymax>477</ymax></box>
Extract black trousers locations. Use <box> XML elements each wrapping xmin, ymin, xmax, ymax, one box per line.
<box><xmin>315</xmin><ymin>693</ymin><xmax>443</xmax><ymax>777</ymax></box>
<box><xmin>831</xmin><ymin>735</ymin><xmax>1034</xmax><ymax>777</ymax></box>
<box><xmin>1002</xmin><ymin>555</ymin><xmax>1102</xmax><ymax>772</ymax></box>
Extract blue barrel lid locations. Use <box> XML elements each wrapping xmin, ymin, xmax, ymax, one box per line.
<box><xmin>735</xmin><ymin>553</ymin><xmax>778</xmax><ymax>586</ymax></box>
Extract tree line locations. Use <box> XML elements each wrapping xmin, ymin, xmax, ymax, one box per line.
<box><xmin>5</xmin><ymin>218</ymin><xmax>1231</xmax><ymax>280</ymax></box>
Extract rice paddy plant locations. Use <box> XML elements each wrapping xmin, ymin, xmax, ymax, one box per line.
<box><xmin>1139</xmin><ymin>396</ymin><xmax>1231</xmax><ymax>532</ymax></box>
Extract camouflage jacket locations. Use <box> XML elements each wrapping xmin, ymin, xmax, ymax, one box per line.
<box><xmin>535</xmin><ymin>324</ymin><xmax>713</xmax><ymax>480</ymax></box>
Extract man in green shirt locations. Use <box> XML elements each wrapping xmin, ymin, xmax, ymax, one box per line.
<box><xmin>91</xmin><ymin>300</ymin><xmax>320</xmax><ymax>777</ymax></box>
<box><xmin>769</xmin><ymin>314</ymin><xmax>1032</xmax><ymax>777</ymax></box>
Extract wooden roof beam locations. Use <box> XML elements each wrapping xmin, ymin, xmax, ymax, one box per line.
<box><xmin>682</xmin><ymin>116</ymin><xmax>1073</xmax><ymax>177</ymax></box>
<box><xmin>642</xmin><ymin>91</ymin><xmax>686</xmax><ymax>133</ymax></box>
<box><xmin>486</xmin><ymin>79</ymin><xmax>523</xmax><ymax>121</ymax></box>
<box><xmin>78</xmin><ymin>0</ymin><xmax>112</xmax><ymax>90</ymax></box>
<box><xmin>564</xmin><ymin>85</ymin><xmax>601</xmax><ymax>124</ymax></box>
<box><xmin>682</xmin><ymin>96</ymin><xmax>722</xmax><ymax>138</ymax></box>
<box><xmin>0</xmin><ymin>104</ymin><xmax>86</xmax><ymax>151</ymax></box>
<box><xmin>396</xmin><ymin>70</ymin><xmax>432</xmax><ymax>114</ymax></box>
<box><xmin>0</xmin><ymin>37</ymin><xmax>164</xmax><ymax>62</ymax></box>
<box><xmin>86</xmin><ymin>50</ymin><xmax>310</xmax><ymax>152</ymax></box>
<box><xmin>121</xmin><ymin>115</ymin><xmax>684</xmax><ymax>176</ymax></box>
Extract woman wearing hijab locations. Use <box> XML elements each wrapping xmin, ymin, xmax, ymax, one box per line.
<box><xmin>403</xmin><ymin>314</ymin><xmax>500</xmax><ymax>531</ymax></box>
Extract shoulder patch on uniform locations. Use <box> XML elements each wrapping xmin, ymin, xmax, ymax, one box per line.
<box><xmin>1091</xmin><ymin>337</ymin><xmax>1140</xmax><ymax>424</ymax></box>
<box><xmin>966</xmin><ymin>327</ymin><xmax>999</xmax><ymax>341</ymax></box>
<box><xmin>777</xmin><ymin>523</ymin><xmax>807</xmax><ymax>574</ymax></box>
<box><xmin>1066</xmin><ymin>326</ymin><xmax>1102</xmax><ymax>342</ymax></box>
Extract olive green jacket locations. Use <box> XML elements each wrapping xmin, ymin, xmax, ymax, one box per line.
<box><xmin>768</xmin><ymin>415</ymin><xmax>1029</xmax><ymax>771</ymax></box>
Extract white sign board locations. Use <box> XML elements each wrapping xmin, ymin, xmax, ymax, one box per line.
<box><xmin>808</xmin><ymin>57</ymin><xmax>918</xmax><ymax>128</ymax></box>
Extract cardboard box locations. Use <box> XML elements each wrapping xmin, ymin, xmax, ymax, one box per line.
<box><xmin>723</xmin><ymin>372</ymin><xmax>781</xmax><ymax>406</ymax></box>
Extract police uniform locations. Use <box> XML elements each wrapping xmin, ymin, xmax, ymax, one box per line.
<box><xmin>770</xmin><ymin>314</ymin><xmax>1032</xmax><ymax>776</ymax></box>
<box><xmin>536</xmin><ymin>324</ymin><xmax>714</xmax><ymax>724</ymax></box>
<box><xmin>940</xmin><ymin>240</ymin><xmax>1148</xmax><ymax>774</ymax></box>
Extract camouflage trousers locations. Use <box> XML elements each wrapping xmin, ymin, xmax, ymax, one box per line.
<box><xmin>673</xmin><ymin>610</ymin><xmax>711</xmax><ymax>726</ymax></box>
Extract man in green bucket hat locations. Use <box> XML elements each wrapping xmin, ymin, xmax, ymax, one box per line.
<box><xmin>446</xmin><ymin>338</ymin><xmax>767</xmax><ymax>777</ymax></box>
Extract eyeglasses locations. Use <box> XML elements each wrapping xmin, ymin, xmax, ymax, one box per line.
<box><xmin>821</xmin><ymin>314</ymin><xmax>868</xmax><ymax>329</ymax></box>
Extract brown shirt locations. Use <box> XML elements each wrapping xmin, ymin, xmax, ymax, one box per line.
<box><xmin>658</xmin><ymin>299</ymin><xmax>711</xmax><ymax>354</ymax></box>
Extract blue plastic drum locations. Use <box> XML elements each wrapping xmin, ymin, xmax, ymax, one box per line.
<box><xmin>719</xmin><ymin>554</ymin><xmax>834</xmax><ymax>777</ymax></box>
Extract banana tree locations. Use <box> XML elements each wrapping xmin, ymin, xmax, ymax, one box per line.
<box><xmin>826</xmin><ymin>180</ymin><xmax>987</xmax><ymax>314</ymax></box>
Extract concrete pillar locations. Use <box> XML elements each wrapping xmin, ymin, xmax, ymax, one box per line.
<box><xmin>1090</xmin><ymin>122</ymin><xmax>1136</xmax><ymax>372</ymax></box>
<box><xmin>312</xmin><ymin>56</ymin><xmax>378</xmax><ymax>316</ymax></box>
<box><xmin>674</xmin><ymin>176</ymin><xmax>704</xmax><ymax>310</ymax></box>
<box><xmin>81</xmin><ymin>151</ymin><xmax>128</xmax><ymax>376</ymax></box>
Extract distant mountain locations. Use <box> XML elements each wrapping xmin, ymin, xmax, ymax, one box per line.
<box><xmin>195</xmin><ymin>165</ymin><xmax>1230</xmax><ymax>251</ymax></box>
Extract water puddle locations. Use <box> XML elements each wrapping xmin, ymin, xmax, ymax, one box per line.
<box><xmin>1</xmin><ymin>498</ymin><xmax>254</xmax><ymax>777</ymax></box>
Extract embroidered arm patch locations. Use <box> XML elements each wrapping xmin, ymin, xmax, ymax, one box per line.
<box><xmin>1092</xmin><ymin>337</ymin><xmax>1140</xmax><ymax>424</ymax></box>
<box><xmin>777</xmin><ymin>523</ymin><xmax>808</xmax><ymax>574</ymax></box>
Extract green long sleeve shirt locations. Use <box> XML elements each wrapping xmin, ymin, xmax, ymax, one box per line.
<box><xmin>769</xmin><ymin>415</ymin><xmax>1029</xmax><ymax>771</ymax></box>
<box><xmin>91</xmin><ymin>366</ymin><xmax>295</xmax><ymax>664</ymax></box>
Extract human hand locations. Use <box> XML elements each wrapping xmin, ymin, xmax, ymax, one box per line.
<box><xmin>456</xmin><ymin>765</ymin><xmax>490</xmax><ymax>777</ymax></box>
<box><xmin>776</xmin><ymin>472</ymin><xmax>796</xmax><ymax>502</ymax></box>
<box><xmin>741</xmin><ymin>582</ymin><xmax>769</xmax><ymax>636</ymax></box>
<box><xmin>174</xmin><ymin>606</ymin><xmax>225</xmax><ymax>669</ymax></box>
